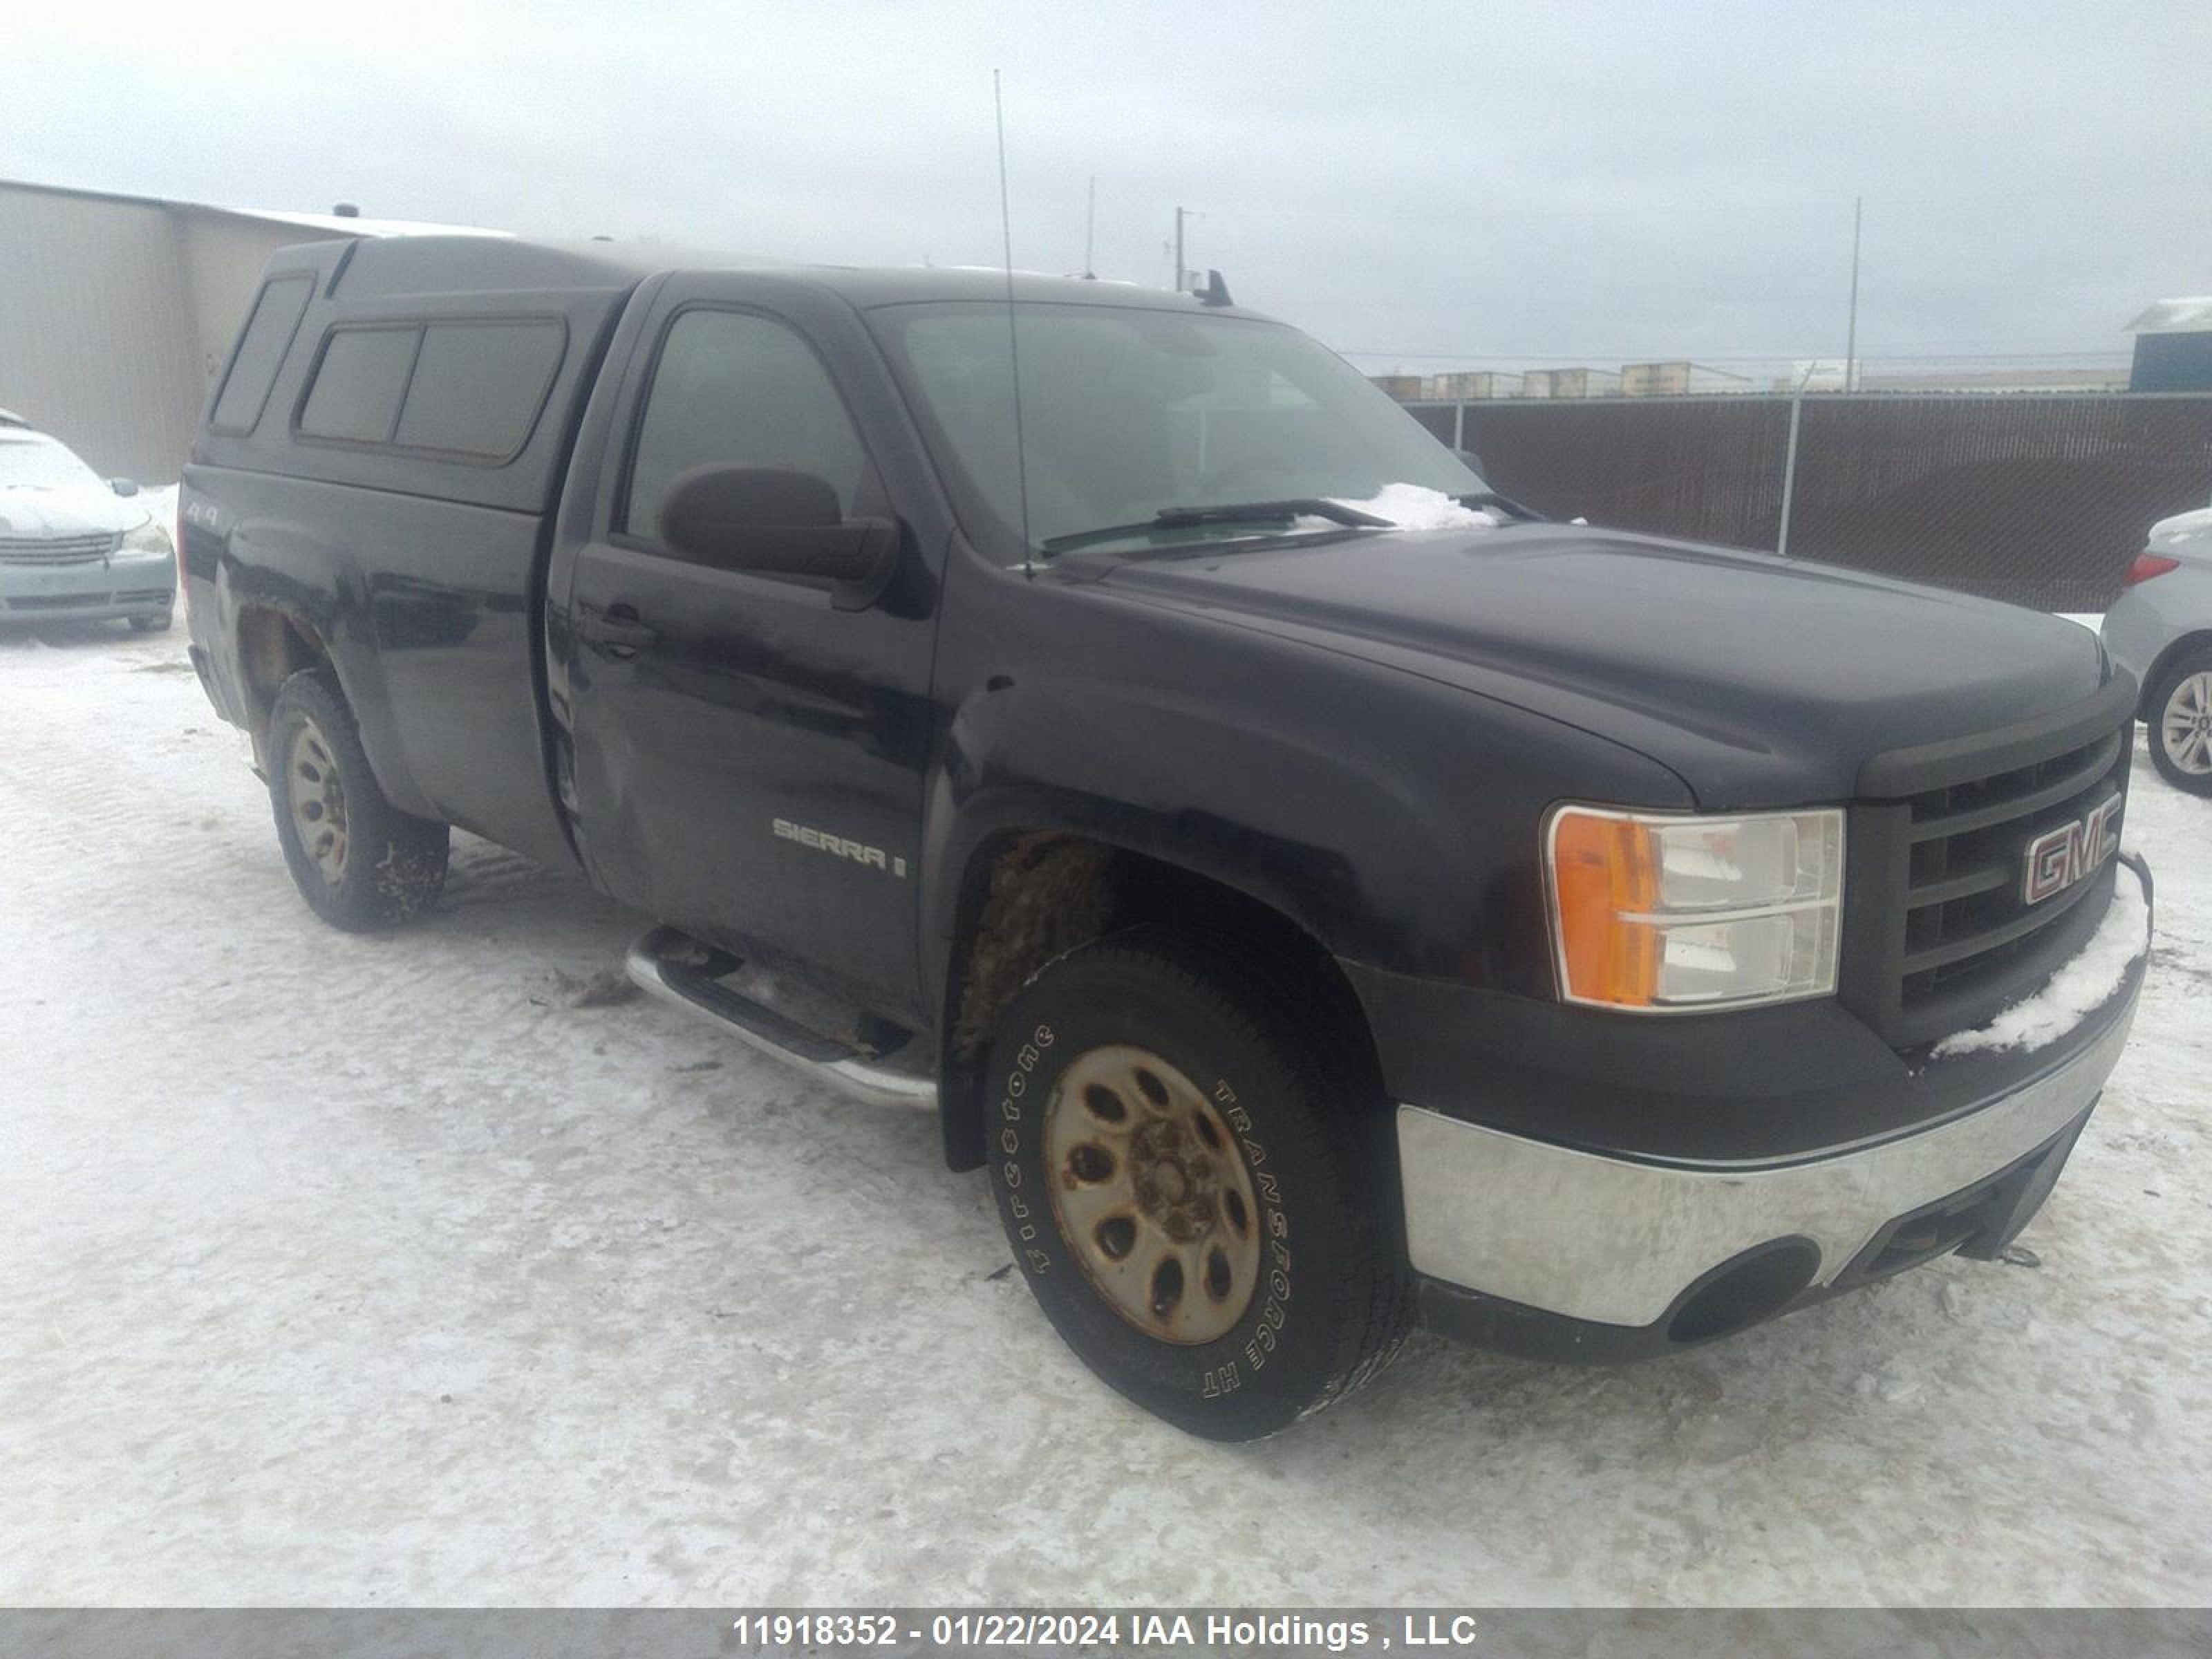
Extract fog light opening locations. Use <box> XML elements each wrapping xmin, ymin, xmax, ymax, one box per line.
<box><xmin>1666</xmin><ymin>1241</ymin><xmax>1821</xmax><ymax>1345</ymax></box>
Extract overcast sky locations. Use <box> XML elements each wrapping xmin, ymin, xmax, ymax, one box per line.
<box><xmin>10</xmin><ymin>1</ymin><xmax>2209</xmax><ymax>376</ymax></box>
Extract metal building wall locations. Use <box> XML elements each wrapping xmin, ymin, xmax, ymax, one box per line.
<box><xmin>173</xmin><ymin>213</ymin><xmax>335</xmax><ymax>388</ymax></box>
<box><xmin>0</xmin><ymin>184</ymin><xmax>333</xmax><ymax>483</ymax></box>
<box><xmin>0</xmin><ymin>183</ymin><xmax>205</xmax><ymax>482</ymax></box>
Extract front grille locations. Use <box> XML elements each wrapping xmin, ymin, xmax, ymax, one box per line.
<box><xmin>0</xmin><ymin>532</ymin><xmax>120</xmax><ymax>565</ymax></box>
<box><xmin>1842</xmin><ymin>682</ymin><xmax>2135</xmax><ymax>1049</ymax></box>
<box><xmin>1902</xmin><ymin>727</ymin><xmax>2128</xmax><ymax>1001</ymax></box>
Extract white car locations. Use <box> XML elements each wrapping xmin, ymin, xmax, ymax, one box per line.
<box><xmin>2103</xmin><ymin>505</ymin><xmax>2212</xmax><ymax>796</ymax></box>
<box><xmin>0</xmin><ymin>410</ymin><xmax>176</xmax><ymax>632</ymax></box>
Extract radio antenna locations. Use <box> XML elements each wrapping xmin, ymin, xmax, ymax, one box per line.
<box><xmin>993</xmin><ymin>70</ymin><xmax>1035</xmax><ymax>577</ymax></box>
<box><xmin>1083</xmin><ymin>174</ymin><xmax>1097</xmax><ymax>278</ymax></box>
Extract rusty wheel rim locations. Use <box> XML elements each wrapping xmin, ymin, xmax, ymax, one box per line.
<box><xmin>1043</xmin><ymin>1044</ymin><xmax>1262</xmax><ymax>1346</ymax></box>
<box><xmin>285</xmin><ymin>717</ymin><xmax>350</xmax><ymax>885</ymax></box>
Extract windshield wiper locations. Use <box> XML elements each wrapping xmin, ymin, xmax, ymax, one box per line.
<box><xmin>1040</xmin><ymin>498</ymin><xmax>1393</xmax><ymax>556</ymax></box>
<box><xmin>1456</xmin><ymin>489</ymin><xmax>1545</xmax><ymax>522</ymax></box>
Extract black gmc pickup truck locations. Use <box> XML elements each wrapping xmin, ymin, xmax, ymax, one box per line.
<box><xmin>180</xmin><ymin>236</ymin><xmax>2152</xmax><ymax>1439</ymax></box>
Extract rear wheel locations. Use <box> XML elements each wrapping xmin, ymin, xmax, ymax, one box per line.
<box><xmin>2148</xmin><ymin>646</ymin><xmax>2212</xmax><ymax>797</ymax></box>
<box><xmin>267</xmin><ymin>668</ymin><xmax>450</xmax><ymax>929</ymax></box>
<box><xmin>982</xmin><ymin>927</ymin><xmax>1409</xmax><ymax>1439</ymax></box>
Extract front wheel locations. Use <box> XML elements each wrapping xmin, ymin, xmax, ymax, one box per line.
<box><xmin>267</xmin><ymin>668</ymin><xmax>450</xmax><ymax>930</ymax></box>
<box><xmin>982</xmin><ymin>928</ymin><xmax>1409</xmax><ymax>1439</ymax></box>
<box><xmin>129</xmin><ymin>609</ymin><xmax>172</xmax><ymax>633</ymax></box>
<box><xmin>2148</xmin><ymin>646</ymin><xmax>2212</xmax><ymax>797</ymax></box>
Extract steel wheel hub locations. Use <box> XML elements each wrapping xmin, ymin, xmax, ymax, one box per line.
<box><xmin>285</xmin><ymin>717</ymin><xmax>350</xmax><ymax>883</ymax></box>
<box><xmin>2163</xmin><ymin>671</ymin><xmax>2212</xmax><ymax>776</ymax></box>
<box><xmin>1044</xmin><ymin>1044</ymin><xmax>1262</xmax><ymax>1345</ymax></box>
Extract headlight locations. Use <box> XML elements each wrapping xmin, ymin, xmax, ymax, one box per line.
<box><xmin>121</xmin><ymin>521</ymin><xmax>172</xmax><ymax>556</ymax></box>
<box><xmin>1544</xmin><ymin>805</ymin><xmax>1844</xmax><ymax>1011</ymax></box>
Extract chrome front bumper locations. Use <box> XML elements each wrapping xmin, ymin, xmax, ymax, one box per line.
<box><xmin>1397</xmin><ymin>977</ymin><xmax>2139</xmax><ymax>1331</ymax></box>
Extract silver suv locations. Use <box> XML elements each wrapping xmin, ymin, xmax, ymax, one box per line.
<box><xmin>2103</xmin><ymin>506</ymin><xmax>2212</xmax><ymax>796</ymax></box>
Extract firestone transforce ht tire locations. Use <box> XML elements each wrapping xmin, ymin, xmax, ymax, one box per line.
<box><xmin>983</xmin><ymin>927</ymin><xmax>1409</xmax><ymax>1440</ymax></box>
<box><xmin>2147</xmin><ymin>646</ymin><xmax>2212</xmax><ymax>797</ymax></box>
<box><xmin>267</xmin><ymin>668</ymin><xmax>450</xmax><ymax>930</ymax></box>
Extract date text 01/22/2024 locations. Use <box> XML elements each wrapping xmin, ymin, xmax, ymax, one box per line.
<box><xmin>727</xmin><ymin>1611</ymin><xmax>1485</xmax><ymax>1649</ymax></box>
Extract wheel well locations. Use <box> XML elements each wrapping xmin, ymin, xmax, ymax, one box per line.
<box><xmin>937</xmin><ymin>831</ymin><xmax>1383</xmax><ymax>1170</ymax></box>
<box><xmin>236</xmin><ymin>606</ymin><xmax>331</xmax><ymax>741</ymax></box>
<box><xmin>2141</xmin><ymin>629</ymin><xmax>2212</xmax><ymax>717</ymax></box>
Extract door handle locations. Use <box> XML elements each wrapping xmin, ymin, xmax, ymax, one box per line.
<box><xmin>581</xmin><ymin>602</ymin><xmax>657</xmax><ymax>659</ymax></box>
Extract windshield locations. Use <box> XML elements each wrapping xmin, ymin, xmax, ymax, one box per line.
<box><xmin>0</xmin><ymin>434</ymin><xmax>104</xmax><ymax>492</ymax></box>
<box><xmin>870</xmin><ymin>301</ymin><xmax>1482</xmax><ymax>560</ymax></box>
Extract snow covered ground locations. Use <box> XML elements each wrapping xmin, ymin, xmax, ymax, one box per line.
<box><xmin>2</xmin><ymin>621</ymin><xmax>2209</xmax><ymax>1607</ymax></box>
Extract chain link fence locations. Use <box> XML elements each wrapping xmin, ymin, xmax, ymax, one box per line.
<box><xmin>1407</xmin><ymin>393</ymin><xmax>2212</xmax><ymax>611</ymax></box>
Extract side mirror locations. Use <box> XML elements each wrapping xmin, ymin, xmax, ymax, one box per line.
<box><xmin>657</xmin><ymin>464</ymin><xmax>897</xmax><ymax>611</ymax></box>
<box><xmin>1453</xmin><ymin>448</ymin><xmax>1487</xmax><ymax>479</ymax></box>
<box><xmin>110</xmin><ymin>478</ymin><xmax>140</xmax><ymax>497</ymax></box>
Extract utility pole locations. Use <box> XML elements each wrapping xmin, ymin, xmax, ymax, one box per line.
<box><xmin>1174</xmin><ymin>205</ymin><xmax>1188</xmax><ymax>293</ymax></box>
<box><xmin>1844</xmin><ymin>194</ymin><xmax>1862</xmax><ymax>393</ymax></box>
<box><xmin>1777</xmin><ymin>362</ymin><xmax>1817</xmax><ymax>559</ymax></box>
<box><xmin>1084</xmin><ymin>176</ymin><xmax>1097</xmax><ymax>279</ymax></box>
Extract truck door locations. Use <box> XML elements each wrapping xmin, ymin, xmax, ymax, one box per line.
<box><xmin>556</xmin><ymin>277</ymin><xmax>944</xmax><ymax>1020</ymax></box>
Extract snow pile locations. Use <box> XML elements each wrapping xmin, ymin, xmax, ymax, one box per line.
<box><xmin>1932</xmin><ymin>860</ymin><xmax>2150</xmax><ymax>1058</ymax></box>
<box><xmin>2148</xmin><ymin>506</ymin><xmax>2212</xmax><ymax>552</ymax></box>
<box><xmin>1322</xmin><ymin>482</ymin><xmax>1501</xmax><ymax>532</ymax></box>
<box><xmin>2126</xmin><ymin>294</ymin><xmax>2212</xmax><ymax>335</ymax></box>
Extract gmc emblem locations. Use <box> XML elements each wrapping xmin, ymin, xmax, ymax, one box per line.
<box><xmin>2021</xmin><ymin>794</ymin><xmax>2122</xmax><ymax>906</ymax></box>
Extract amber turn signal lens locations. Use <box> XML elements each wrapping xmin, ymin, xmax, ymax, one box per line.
<box><xmin>1546</xmin><ymin>805</ymin><xmax>1844</xmax><ymax>1011</ymax></box>
<box><xmin>1549</xmin><ymin>810</ymin><xmax>1661</xmax><ymax>1006</ymax></box>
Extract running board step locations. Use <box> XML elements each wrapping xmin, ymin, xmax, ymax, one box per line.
<box><xmin>625</xmin><ymin>926</ymin><xmax>937</xmax><ymax>1111</ymax></box>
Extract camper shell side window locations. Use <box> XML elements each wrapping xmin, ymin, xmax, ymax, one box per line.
<box><xmin>291</xmin><ymin>317</ymin><xmax>568</xmax><ymax>465</ymax></box>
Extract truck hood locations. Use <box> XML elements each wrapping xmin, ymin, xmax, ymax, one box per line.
<box><xmin>1098</xmin><ymin>523</ymin><xmax>2113</xmax><ymax>808</ymax></box>
<box><xmin>0</xmin><ymin>485</ymin><xmax>148</xmax><ymax>540</ymax></box>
